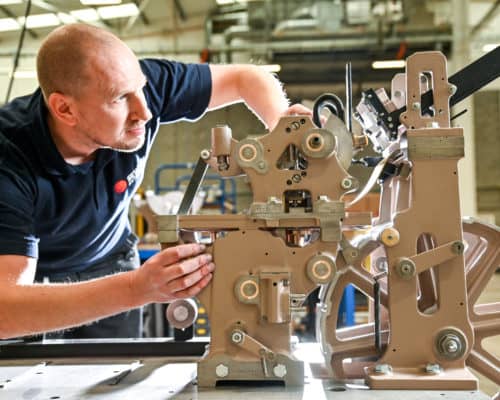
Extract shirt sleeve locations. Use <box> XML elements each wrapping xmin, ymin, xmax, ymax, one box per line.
<box><xmin>139</xmin><ymin>59</ymin><xmax>212</xmax><ymax>123</ymax></box>
<box><xmin>0</xmin><ymin>135</ymin><xmax>39</xmax><ymax>258</ymax></box>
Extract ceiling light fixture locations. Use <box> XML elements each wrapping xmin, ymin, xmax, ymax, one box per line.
<box><xmin>80</xmin><ymin>0</ymin><xmax>122</xmax><ymax>4</ymax></box>
<box><xmin>0</xmin><ymin>0</ymin><xmax>22</xmax><ymax>5</ymax></box>
<box><xmin>98</xmin><ymin>3</ymin><xmax>139</xmax><ymax>19</ymax></box>
<box><xmin>482</xmin><ymin>43</ymin><xmax>499</xmax><ymax>52</ymax></box>
<box><xmin>372</xmin><ymin>60</ymin><xmax>406</xmax><ymax>69</ymax></box>
<box><xmin>258</xmin><ymin>64</ymin><xmax>281</xmax><ymax>73</ymax></box>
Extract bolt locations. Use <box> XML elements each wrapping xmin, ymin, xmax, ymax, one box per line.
<box><xmin>374</xmin><ymin>364</ymin><xmax>392</xmax><ymax>374</ymax></box>
<box><xmin>396</xmin><ymin>258</ymin><xmax>416</xmax><ymax>280</ymax></box>
<box><xmin>341</xmin><ymin>178</ymin><xmax>353</xmax><ymax>190</ymax></box>
<box><xmin>241</xmin><ymin>146</ymin><xmax>255</xmax><ymax>160</ymax></box>
<box><xmin>412</xmin><ymin>102</ymin><xmax>421</xmax><ymax>111</ymax></box>
<box><xmin>231</xmin><ymin>330</ymin><xmax>243</xmax><ymax>344</ymax></box>
<box><xmin>257</xmin><ymin>161</ymin><xmax>266</xmax><ymax>170</ymax></box>
<box><xmin>267</xmin><ymin>196</ymin><xmax>281</xmax><ymax>205</ymax></box>
<box><xmin>215</xmin><ymin>363</ymin><xmax>229</xmax><ymax>378</ymax></box>
<box><xmin>292</xmin><ymin>174</ymin><xmax>301</xmax><ymax>183</ymax></box>
<box><xmin>273</xmin><ymin>364</ymin><xmax>287</xmax><ymax>378</ymax></box>
<box><xmin>448</xmin><ymin>84</ymin><xmax>457</xmax><ymax>95</ymax></box>
<box><xmin>451</xmin><ymin>241</ymin><xmax>464</xmax><ymax>254</ymax></box>
<box><xmin>200</xmin><ymin>149</ymin><xmax>211</xmax><ymax>160</ymax></box>
<box><xmin>445</xmin><ymin>339</ymin><xmax>459</xmax><ymax>353</ymax></box>
<box><xmin>437</xmin><ymin>333</ymin><xmax>463</xmax><ymax>359</ymax></box>
<box><xmin>425</xmin><ymin>363</ymin><xmax>442</xmax><ymax>375</ymax></box>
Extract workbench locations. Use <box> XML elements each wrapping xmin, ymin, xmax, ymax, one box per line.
<box><xmin>0</xmin><ymin>341</ymin><xmax>490</xmax><ymax>399</ymax></box>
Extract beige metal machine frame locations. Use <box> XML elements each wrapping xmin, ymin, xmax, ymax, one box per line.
<box><xmin>157</xmin><ymin>51</ymin><xmax>499</xmax><ymax>390</ymax></box>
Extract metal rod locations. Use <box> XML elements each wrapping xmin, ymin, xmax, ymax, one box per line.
<box><xmin>374</xmin><ymin>279</ymin><xmax>381</xmax><ymax>352</ymax></box>
<box><xmin>345</xmin><ymin>62</ymin><xmax>353</xmax><ymax>133</ymax></box>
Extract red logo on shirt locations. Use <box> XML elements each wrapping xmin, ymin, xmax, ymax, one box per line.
<box><xmin>114</xmin><ymin>180</ymin><xmax>128</xmax><ymax>194</ymax></box>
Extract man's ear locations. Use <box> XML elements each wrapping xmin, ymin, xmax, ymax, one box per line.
<box><xmin>47</xmin><ymin>92</ymin><xmax>77</xmax><ymax>126</ymax></box>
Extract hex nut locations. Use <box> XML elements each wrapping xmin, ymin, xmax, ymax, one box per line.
<box><xmin>374</xmin><ymin>364</ymin><xmax>392</xmax><ymax>374</ymax></box>
<box><xmin>435</xmin><ymin>328</ymin><xmax>467</xmax><ymax>361</ymax></box>
<box><xmin>425</xmin><ymin>363</ymin><xmax>442</xmax><ymax>375</ymax></box>
<box><xmin>231</xmin><ymin>330</ymin><xmax>244</xmax><ymax>344</ymax></box>
<box><xmin>273</xmin><ymin>364</ymin><xmax>287</xmax><ymax>378</ymax></box>
<box><xmin>341</xmin><ymin>178</ymin><xmax>353</xmax><ymax>190</ymax></box>
<box><xmin>215</xmin><ymin>363</ymin><xmax>229</xmax><ymax>378</ymax></box>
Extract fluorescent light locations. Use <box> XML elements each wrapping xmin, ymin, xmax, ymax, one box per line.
<box><xmin>70</xmin><ymin>8</ymin><xmax>100</xmax><ymax>22</ymax></box>
<box><xmin>372</xmin><ymin>60</ymin><xmax>406</xmax><ymax>69</ymax></box>
<box><xmin>57</xmin><ymin>12</ymin><xmax>78</xmax><ymax>24</ymax></box>
<box><xmin>0</xmin><ymin>4</ymin><xmax>137</xmax><ymax>32</ymax></box>
<box><xmin>482</xmin><ymin>43</ymin><xmax>499</xmax><ymax>52</ymax></box>
<box><xmin>80</xmin><ymin>0</ymin><xmax>121</xmax><ymax>4</ymax></box>
<box><xmin>216</xmin><ymin>0</ymin><xmax>236</xmax><ymax>4</ymax></box>
<box><xmin>258</xmin><ymin>64</ymin><xmax>281</xmax><ymax>73</ymax></box>
<box><xmin>12</xmin><ymin>70</ymin><xmax>37</xmax><ymax>79</ymax></box>
<box><xmin>18</xmin><ymin>13</ymin><xmax>60</xmax><ymax>29</ymax></box>
<box><xmin>0</xmin><ymin>18</ymin><xmax>19</xmax><ymax>32</ymax></box>
<box><xmin>98</xmin><ymin>3</ymin><xmax>139</xmax><ymax>19</ymax></box>
<box><xmin>0</xmin><ymin>0</ymin><xmax>22</xmax><ymax>4</ymax></box>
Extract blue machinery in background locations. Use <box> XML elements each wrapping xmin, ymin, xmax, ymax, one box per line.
<box><xmin>154</xmin><ymin>162</ymin><xmax>237</xmax><ymax>214</ymax></box>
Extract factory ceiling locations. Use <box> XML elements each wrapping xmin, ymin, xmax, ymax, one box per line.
<box><xmin>0</xmin><ymin>1</ymin><xmax>498</xmax><ymax>91</ymax></box>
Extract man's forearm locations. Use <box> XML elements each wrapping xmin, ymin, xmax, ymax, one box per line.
<box><xmin>208</xmin><ymin>64</ymin><xmax>290</xmax><ymax>130</ymax></box>
<box><xmin>0</xmin><ymin>271</ymin><xmax>140</xmax><ymax>339</ymax></box>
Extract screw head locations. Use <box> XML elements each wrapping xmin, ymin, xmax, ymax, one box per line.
<box><xmin>425</xmin><ymin>363</ymin><xmax>442</xmax><ymax>375</ymax></box>
<box><xmin>451</xmin><ymin>241</ymin><xmax>464</xmax><ymax>254</ymax></box>
<box><xmin>412</xmin><ymin>102</ymin><xmax>421</xmax><ymax>111</ymax></box>
<box><xmin>396</xmin><ymin>258</ymin><xmax>416</xmax><ymax>280</ymax></box>
<box><xmin>257</xmin><ymin>161</ymin><xmax>266</xmax><ymax>170</ymax></box>
<box><xmin>341</xmin><ymin>178</ymin><xmax>353</xmax><ymax>190</ymax></box>
<box><xmin>374</xmin><ymin>364</ymin><xmax>392</xmax><ymax>374</ymax></box>
<box><xmin>231</xmin><ymin>330</ymin><xmax>243</xmax><ymax>344</ymax></box>
<box><xmin>215</xmin><ymin>363</ymin><xmax>229</xmax><ymax>378</ymax></box>
<box><xmin>273</xmin><ymin>364</ymin><xmax>287</xmax><ymax>378</ymax></box>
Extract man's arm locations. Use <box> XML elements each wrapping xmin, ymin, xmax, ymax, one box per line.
<box><xmin>0</xmin><ymin>244</ymin><xmax>214</xmax><ymax>339</ymax></box>
<box><xmin>208</xmin><ymin>64</ymin><xmax>312</xmax><ymax>131</ymax></box>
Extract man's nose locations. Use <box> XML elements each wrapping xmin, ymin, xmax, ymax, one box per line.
<box><xmin>131</xmin><ymin>93</ymin><xmax>152</xmax><ymax>122</ymax></box>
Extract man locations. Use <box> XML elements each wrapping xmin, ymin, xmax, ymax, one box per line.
<box><xmin>0</xmin><ymin>24</ymin><xmax>311</xmax><ymax>339</ymax></box>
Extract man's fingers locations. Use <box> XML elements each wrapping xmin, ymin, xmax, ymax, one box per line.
<box><xmin>285</xmin><ymin>103</ymin><xmax>313</xmax><ymax>116</ymax></box>
<box><xmin>151</xmin><ymin>243</ymin><xmax>206</xmax><ymax>265</ymax></box>
<box><xmin>167</xmin><ymin>262</ymin><xmax>215</xmax><ymax>292</ymax></box>
<box><xmin>171</xmin><ymin>273</ymin><xmax>213</xmax><ymax>299</ymax></box>
<box><xmin>164</xmin><ymin>253</ymin><xmax>213</xmax><ymax>282</ymax></box>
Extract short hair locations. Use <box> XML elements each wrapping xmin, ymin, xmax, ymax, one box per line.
<box><xmin>36</xmin><ymin>24</ymin><xmax>120</xmax><ymax>101</ymax></box>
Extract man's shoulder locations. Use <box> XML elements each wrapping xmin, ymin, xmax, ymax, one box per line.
<box><xmin>0</xmin><ymin>90</ymin><xmax>42</xmax><ymax>138</ymax></box>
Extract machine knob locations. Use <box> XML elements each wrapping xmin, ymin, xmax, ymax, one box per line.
<box><xmin>166</xmin><ymin>298</ymin><xmax>198</xmax><ymax>329</ymax></box>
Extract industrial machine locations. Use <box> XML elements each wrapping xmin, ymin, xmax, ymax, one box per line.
<box><xmin>157</xmin><ymin>49</ymin><xmax>500</xmax><ymax>390</ymax></box>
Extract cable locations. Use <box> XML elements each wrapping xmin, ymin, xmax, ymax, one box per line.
<box><xmin>5</xmin><ymin>0</ymin><xmax>32</xmax><ymax>104</ymax></box>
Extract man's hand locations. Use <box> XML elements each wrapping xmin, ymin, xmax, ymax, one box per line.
<box><xmin>129</xmin><ymin>243</ymin><xmax>214</xmax><ymax>305</ymax></box>
<box><xmin>283</xmin><ymin>103</ymin><xmax>314</xmax><ymax>117</ymax></box>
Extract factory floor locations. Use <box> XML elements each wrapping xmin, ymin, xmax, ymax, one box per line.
<box><xmin>475</xmin><ymin>270</ymin><xmax>500</xmax><ymax>397</ymax></box>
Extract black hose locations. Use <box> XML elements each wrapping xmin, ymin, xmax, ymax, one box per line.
<box><xmin>312</xmin><ymin>93</ymin><xmax>345</xmax><ymax>127</ymax></box>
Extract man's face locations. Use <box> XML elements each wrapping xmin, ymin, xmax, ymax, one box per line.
<box><xmin>71</xmin><ymin>48</ymin><xmax>152</xmax><ymax>153</ymax></box>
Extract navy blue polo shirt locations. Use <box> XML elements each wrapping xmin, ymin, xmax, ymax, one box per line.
<box><xmin>0</xmin><ymin>59</ymin><xmax>211</xmax><ymax>276</ymax></box>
